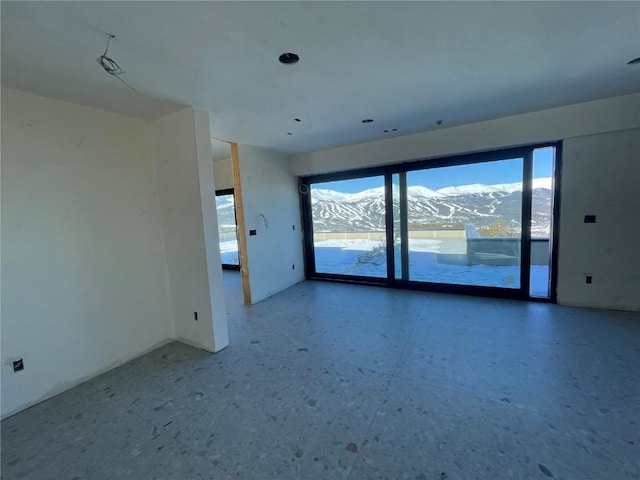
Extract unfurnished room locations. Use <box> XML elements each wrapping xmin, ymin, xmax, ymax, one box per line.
<box><xmin>1</xmin><ymin>1</ymin><xmax>639</xmax><ymax>479</ymax></box>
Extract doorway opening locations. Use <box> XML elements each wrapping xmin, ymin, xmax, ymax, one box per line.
<box><xmin>215</xmin><ymin>188</ymin><xmax>240</xmax><ymax>270</ymax></box>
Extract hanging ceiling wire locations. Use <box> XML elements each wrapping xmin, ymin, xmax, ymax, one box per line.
<box><xmin>96</xmin><ymin>34</ymin><xmax>136</xmax><ymax>92</ymax></box>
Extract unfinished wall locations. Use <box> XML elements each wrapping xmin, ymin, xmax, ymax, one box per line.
<box><xmin>558</xmin><ymin>128</ymin><xmax>640</xmax><ymax>311</ymax></box>
<box><xmin>1</xmin><ymin>88</ymin><xmax>173</xmax><ymax>418</ymax></box>
<box><xmin>291</xmin><ymin>93</ymin><xmax>640</xmax><ymax>311</ymax></box>
<box><xmin>291</xmin><ymin>93</ymin><xmax>639</xmax><ymax>176</ymax></box>
<box><xmin>154</xmin><ymin>108</ymin><xmax>229</xmax><ymax>352</ymax></box>
<box><xmin>213</xmin><ymin>158</ymin><xmax>234</xmax><ymax>191</ymax></box>
<box><xmin>236</xmin><ymin>145</ymin><xmax>305</xmax><ymax>303</ymax></box>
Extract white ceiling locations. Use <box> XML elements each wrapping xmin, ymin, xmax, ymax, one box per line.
<box><xmin>2</xmin><ymin>1</ymin><xmax>639</xmax><ymax>154</ymax></box>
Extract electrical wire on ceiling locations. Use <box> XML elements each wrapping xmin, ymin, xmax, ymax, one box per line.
<box><xmin>96</xmin><ymin>34</ymin><xmax>136</xmax><ymax>92</ymax></box>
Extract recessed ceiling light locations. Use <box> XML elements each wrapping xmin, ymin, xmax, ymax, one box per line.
<box><xmin>287</xmin><ymin>132</ymin><xmax>293</xmax><ymax>135</ymax></box>
<box><xmin>391</xmin><ymin>128</ymin><xmax>398</xmax><ymax>131</ymax></box>
<box><xmin>383</xmin><ymin>130</ymin><xmax>389</xmax><ymax>133</ymax></box>
<box><xmin>279</xmin><ymin>52</ymin><xmax>300</xmax><ymax>64</ymax></box>
<box><xmin>627</xmin><ymin>56</ymin><xmax>640</xmax><ymax>65</ymax></box>
<box><xmin>294</xmin><ymin>118</ymin><xmax>301</xmax><ymax>122</ymax></box>
<box><xmin>436</xmin><ymin>120</ymin><xmax>443</xmax><ymax>125</ymax></box>
<box><xmin>361</xmin><ymin>119</ymin><xmax>374</xmax><ymax>124</ymax></box>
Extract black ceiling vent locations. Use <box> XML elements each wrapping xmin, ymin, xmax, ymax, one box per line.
<box><xmin>279</xmin><ymin>52</ymin><xmax>300</xmax><ymax>64</ymax></box>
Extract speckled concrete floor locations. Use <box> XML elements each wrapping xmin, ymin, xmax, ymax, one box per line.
<box><xmin>2</xmin><ymin>272</ymin><xmax>639</xmax><ymax>479</ymax></box>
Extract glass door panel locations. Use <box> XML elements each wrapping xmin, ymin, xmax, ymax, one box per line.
<box><xmin>529</xmin><ymin>147</ymin><xmax>555</xmax><ymax>298</ymax></box>
<box><xmin>406</xmin><ymin>158</ymin><xmax>524</xmax><ymax>288</ymax></box>
<box><xmin>392</xmin><ymin>173</ymin><xmax>403</xmax><ymax>280</ymax></box>
<box><xmin>215</xmin><ymin>192</ymin><xmax>239</xmax><ymax>267</ymax></box>
<box><xmin>310</xmin><ymin>176</ymin><xmax>387</xmax><ymax>277</ymax></box>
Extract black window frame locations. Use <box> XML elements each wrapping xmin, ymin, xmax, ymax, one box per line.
<box><xmin>300</xmin><ymin>142</ymin><xmax>562</xmax><ymax>302</ymax></box>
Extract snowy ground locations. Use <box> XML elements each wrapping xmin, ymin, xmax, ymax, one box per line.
<box><xmin>219</xmin><ymin>240</ymin><xmax>239</xmax><ymax>265</ymax></box>
<box><xmin>217</xmin><ymin>237</ymin><xmax>551</xmax><ymax>297</ymax></box>
<box><xmin>314</xmin><ymin>238</ymin><xmax>550</xmax><ymax>297</ymax></box>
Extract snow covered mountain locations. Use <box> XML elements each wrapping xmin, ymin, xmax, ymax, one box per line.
<box><xmin>215</xmin><ymin>195</ymin><xmax>237</xmax><ymax>230</ymax></box>
<box><xmin>310</xmin><ymin>189</ymin><xmax>350</xmax><ymax>202</ymax></box>
<box><xmin>437</xmin><ymin>183</ymin><xmax>500</xmax><ymax>195</ymax></box>
<box><xmin>436</xmin><ymin>178</ymin><xmax>552</xmax><ymax>196</ymax></box>
<box><xmin>407</xmin><ymin>185</ymin><xmax>443</xmax><ymax>198</ymax></box>
<box><xmin>310</xmin><ymin>179</ymin><xmax>553</xmax><ymax>236</ymax></box>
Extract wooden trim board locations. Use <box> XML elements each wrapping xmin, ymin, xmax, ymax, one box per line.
<box><xmin>231</xmin><ymin>143</ymin><xmax>252</xmax><ymax>305</ymax></box>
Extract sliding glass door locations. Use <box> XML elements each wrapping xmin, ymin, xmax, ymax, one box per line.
<box><xmin>310</xmin><ymin>176</ymin><xmax>387</xmax><ymax>278</ymax></box>
<box><xmin>301</xmin><ymin>144</ymin><xmax>559</xmax><ymax>300</ymax></box>
<box><xmin>405</xmin><ymin>157</ymin><xmax>524</xmax><ymax>289</ymax></box>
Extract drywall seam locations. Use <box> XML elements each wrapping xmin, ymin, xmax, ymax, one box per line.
<box><xmin>148</xmin><ymin>125</ymin><xmax>176</xmax><ymax>339</ymax></box>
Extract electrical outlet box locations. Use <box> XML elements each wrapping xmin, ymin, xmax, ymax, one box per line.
<box><xmin>584</xmin><ymin>215</ymin><xmax>596</xmax><ymax>223</ymax></box>
<box><xmin>12</xmin><ymin>359</ymin><xmax>24</xmax><ymax>372</ymax></box>
<box><xmin>194</xmin><ymin>311</ymin><xmax>198</xmax><ymax>321</ymax></box>
<box><xmin>249</xmin><ymin>229</ymin><xmax>257</xmax><ymax>236</ymax></box>
<box><xmin>585</xmin><ymin>276</ymin><xmax>593</xmax><ymax>284</ymax></box>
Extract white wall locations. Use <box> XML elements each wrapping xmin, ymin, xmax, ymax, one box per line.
<box><xmin>558</xmin><ymin>128</ymin><xmax>640</xmax><ymax>311</ymax></box>
<box><xmin>291</xmin><ymin>93</ymin><xmax>640</xmax><ymax>176</ymax></box>
<box><xmin>236</xmin><ymin>145</ymin><xmax>305</xmax><ymax>303</ymax></box>
<box><xmin>194</xmin><ymin>112</ymin><xmax>229</xmax><ymax>350</ymax></box>
<box><xmin>154</xmin><ymin>108</ymin><xmax>228</xmax><ymax>352</ymax></box>
<box><xmin>1</xmin><ymin>88</ymin><xmax>173</xmax><ymax>417</ymax></box>
<box><xmin>290</xmin><ymin>93</ymin><xmax>640</xmax><ymax>312</ymax></box>
<box><xmin>213</xmin><ymin>158</ymin><xmax>234</xmax><ymax>191</ymax></box>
